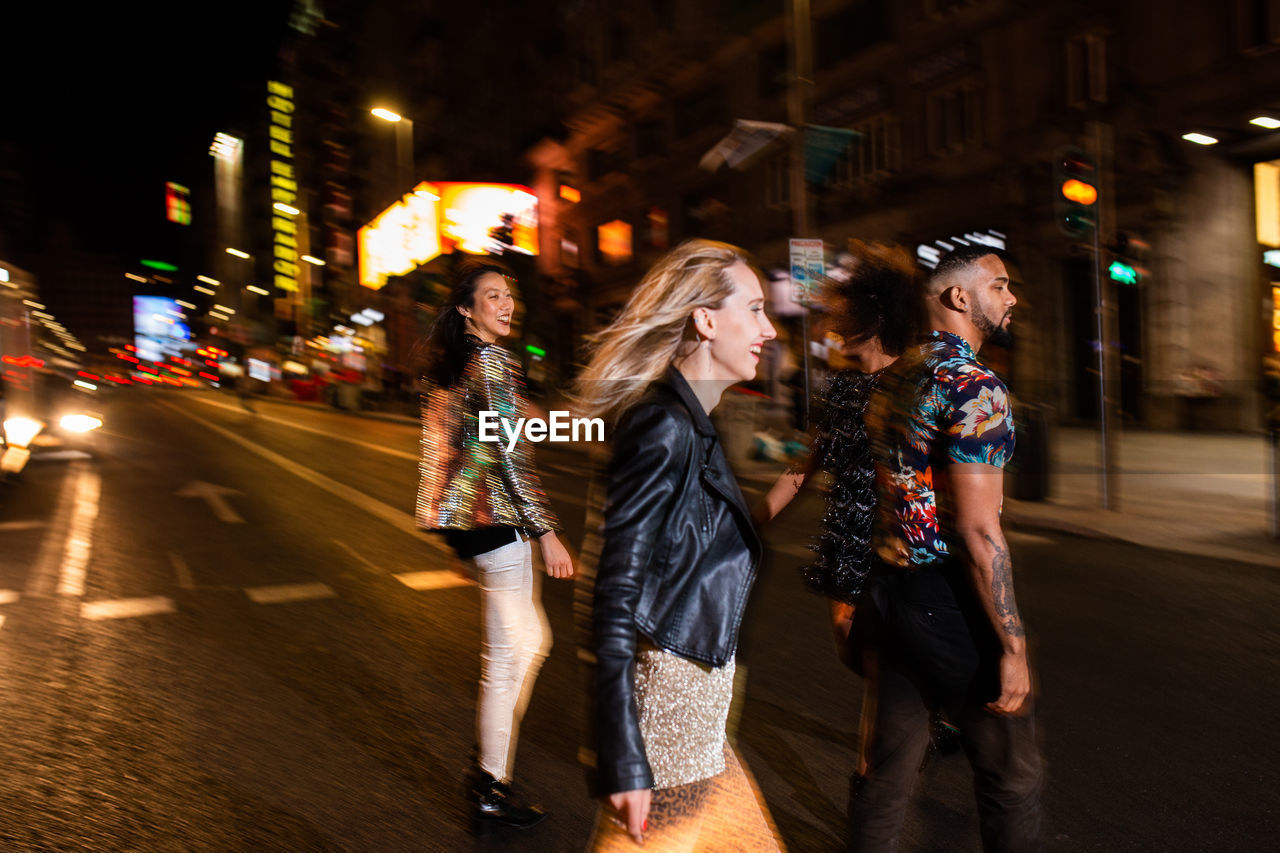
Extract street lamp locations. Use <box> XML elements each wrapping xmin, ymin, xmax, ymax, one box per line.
<box><xmin>371</xmin><ymin>106</ymin><xmax>415</xmax><ymax>197</ymax></box>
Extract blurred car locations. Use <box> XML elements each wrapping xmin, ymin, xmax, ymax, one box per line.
<box><xmin>1</xmin><ymin>369</ymin><xmax>105</xmax><ymax>476</ymax></box>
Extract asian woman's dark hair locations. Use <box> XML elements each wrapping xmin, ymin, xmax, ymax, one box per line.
<box><xmin>416</xmin><ymin>257</ymin><xmax>515</xmax><ymax>388</ymax></box>
<box><xmin>823</xmin><ymin>240</ymin><xmax>923</xmax><ymax>358</ymax></box>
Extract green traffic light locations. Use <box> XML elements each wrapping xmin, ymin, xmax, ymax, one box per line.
<box><xmin>1109</xmin><ymin>261</ymin><xmax>1139</xmax><ymax>285</ymax></box>
<box><xmin>526</xmin><ymin>345</ymin><xmax>547</xmax><ymax>358</ymax></box>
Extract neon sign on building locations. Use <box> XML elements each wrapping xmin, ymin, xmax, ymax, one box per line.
<box><xmin>267</xmin><ymin>81</ymin><xmax>298</xmax><ymax>292</ymax></box>
<box><xmin>358</xmin><ymin>182</ymin><xmax>538</xmax><ymax>289</ymax></box>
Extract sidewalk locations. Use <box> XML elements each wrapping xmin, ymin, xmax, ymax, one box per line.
<box><xmin>734</xmin><ymin>427</ymin><xmax>1279</xmax><ymax>570</ymax></box>
<box><xmin>1002</xmin><ymin>427</ymin><xmax>1278</xmax><ymax>569</ymax></box>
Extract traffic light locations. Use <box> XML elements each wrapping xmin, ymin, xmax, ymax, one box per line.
<box><xmin>1110</xmin><ymin>232</ymin><xmax>1150</xmax><ymax>285</ymax></box>
<box><xmin>1054</xmin><ymin>146</ymin><xmax>1097</xmax><ymax>239</ymax></box>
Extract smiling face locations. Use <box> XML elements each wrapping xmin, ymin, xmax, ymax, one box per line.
<box><xmin>458</xmin><ymin>272</ymin><xmax>515</xmax><ymax>342</ymax></box>
<box><xmin>705</xmin><ymin>261</ymin><xmax>777</xmax><ymax>383</ymax></box>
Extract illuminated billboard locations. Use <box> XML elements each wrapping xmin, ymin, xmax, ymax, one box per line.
<box><xmin>133</xmin><ymin>296</ymin><xmax>193</xmax><ymax>364</ymax></box>
<box><xmin>358</xmin><ymin>182</ymin><xmax>538</xmax><ymax>289</ymax></box>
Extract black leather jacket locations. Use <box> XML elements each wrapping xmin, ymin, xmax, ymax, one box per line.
<box><xmin>592</xmin><ymin>368</ymin><xmax>762</xmax><ymax>795</ymax></box>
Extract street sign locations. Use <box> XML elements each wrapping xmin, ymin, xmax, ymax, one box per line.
<box><xmin>789</xmin><ymin>238</ymin><xmax>824</xmax><ymax>304</ymax></box>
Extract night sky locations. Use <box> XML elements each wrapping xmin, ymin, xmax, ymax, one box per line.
<box><xmin>2</xmin><ymin>3</ymin><xmax>295</xmax><ymax>261</ymax></box>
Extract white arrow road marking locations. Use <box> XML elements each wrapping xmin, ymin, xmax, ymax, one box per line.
<box><xmin>159</xmin><ymin>401</ymin><xmax>451</xmax><ymax>559</ymax></box>
<box><xmin>245</xmin><ymin>583</ymin><xmax>336</xmax><ymax>604</ymax></box>
<box><xmin>57</xmin><ymin>465</ymin><xmax>101</xmax><ymax>597</ymax></box>
<box><xmin>169</xmin><ymin>552</ymin><xmax>195</xmax><ymax>590</ymax></box>
<box><xmin>82</xmin><ymin>597</ymin><xmax>175</xmax><ymax>621</ymax></box>
<box><xmin>394</xmin><ymin>570</ymin><xmax>474</xmax><ymax>591</ymax></box>
<box><xmin>0</xmin><ymin>520</ymin><xmax>45</xmax><ymax>531</ymax></box>
<box><xmin>176</xmin><ymin>481</ymin><xmax>245</xmax><ymax>524</ymax></box>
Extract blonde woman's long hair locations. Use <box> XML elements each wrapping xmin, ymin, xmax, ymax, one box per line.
<box><xmin>574</xmin><ymin>239</ymin><xmax>755</xmax><ymax>423</ymax></box>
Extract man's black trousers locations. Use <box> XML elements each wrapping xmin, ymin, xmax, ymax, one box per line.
<box><xmin>851</xmin><ymin>564</ymin><xmax>1043</xmax><ymax>853</ymax></box>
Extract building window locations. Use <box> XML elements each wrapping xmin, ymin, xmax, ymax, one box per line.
<box><xmin>675</xmin><ymin>89</ymin><xmax>728</xmax><ymax>139</ymax></box>
<box><xmin>597</xmin><ymin>220</ymin><xmax>633</xmax><ymax>265</ymax></box>
<box><xmin>827</xmin><ymin>114</ymin><xmax>901</xmax><ymax>188</ymax></box>
<box><xmin>1066</xmin><ymin>32</ymin><xmax>1107</xmax><ymax>107</ymax></box>
<box><xmin>925</xmin><ymin>81</ymin><xmax>983</xmax><ymax>155</ymax></box>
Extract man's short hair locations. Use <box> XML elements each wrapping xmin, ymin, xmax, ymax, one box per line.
<box><xmin>926</xmin><ymin>245</ymin><xmax>1004</xmax><ymax>293</ymax></box>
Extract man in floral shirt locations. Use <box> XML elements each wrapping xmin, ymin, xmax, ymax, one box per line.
<box><xmin>854</xmin><ymin>246</ymin><xmax>1043</xmax><ymax>852</ymax></box>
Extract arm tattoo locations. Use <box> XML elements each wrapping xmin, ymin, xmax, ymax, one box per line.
<box><xmin>984</xmin><ymin>533</ymin><xmax>1025</xmax><ymax>639</ymax></box>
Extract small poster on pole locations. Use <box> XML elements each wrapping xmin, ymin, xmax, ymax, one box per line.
<box><xmin>789</xmin><ymin>238</ymin><xmax>824</xmax><ymax>304</ymax></box>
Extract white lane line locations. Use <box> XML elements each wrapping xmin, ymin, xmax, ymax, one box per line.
<box><xmin>331</xmin><ymin>538</ymin><xmax>384</xmax><ymax>573</ymax></box>
<box><xmin>245</xmin><ymin>582</ymin><xmax>337</xmax><ymax>604</ymax></box>
<box><xmin>394</xmin><ymin>571</ymin><xmax>474</xmax><ymax>591</ymax></box>
<box><xmin>82</xmin><ymin>596</ymin><xmax>175</xmax><ymax>621</ymax></box>
<box><xmin>57</xmin><ymin>466</ymin><xmax>101</xmax><ymax>597</ymax></box>
<box><xmin>25</xmin><ymin>461</ymin><xmax>84</xmax><ymax>598</ymax></box>
<box><xmin>170</xmin><ymin>552</ymin><xmax>195</xmax><ymax>590</ymax></box>
<box><xmin>186</xmin><ymin>394</ymin><xmax>418</xmax><ymax>461</ymax></box>
<box><xmin>0</xmin><ymin>590</ymin><xmax>20</xmax><ymax>605</ymax></box>
<box><xmin>159</xmin><ymin>401</ymin><xmax>445</xmax><ymax>554</ymax></box>
<box><xmin>0</xmin><ymin>520</ymin><xmax>44</xmax><ymax>531</ymax></box>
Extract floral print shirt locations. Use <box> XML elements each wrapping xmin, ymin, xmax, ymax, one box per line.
<box><xmin>867</xmin><ymin>331</ymin><xmax>1015</xmax><ymax>569</ymax></box>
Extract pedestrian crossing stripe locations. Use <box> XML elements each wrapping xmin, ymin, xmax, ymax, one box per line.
<box><xmin>394</xmin><ymin>570</ymin><xmax>474</xmax><ymax>590</ymax></box>
<box><xmin>82</xmin><ymin>596</ymin><xmax>175</xmax><ymax>621</ymax></box>
<box><xmin>244</xmin><ymin>582</ymin><xmax>337</xmax><ymax>604</ymax></box>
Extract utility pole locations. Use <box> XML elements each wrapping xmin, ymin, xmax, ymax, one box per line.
<box><xmin>1088</xmin><ymin>118</ymin><xmax>1120</xmax><ymax>510</ymax></box>
<box><xmin>786</xmin><ymin>0</ymin><xmax>814</xmax><ymax>425</ymax></box>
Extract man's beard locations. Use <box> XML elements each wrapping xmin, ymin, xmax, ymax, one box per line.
<box><xmin>974</xmin><ymin>307</ymin><xmax>1013</xmax><ymax>348</ymax></box>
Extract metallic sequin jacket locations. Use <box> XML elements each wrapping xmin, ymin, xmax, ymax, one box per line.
<box><xmin>415</xmin><ymin>338</ymin><xmax>558</xmax><ymax>536</ymax></box>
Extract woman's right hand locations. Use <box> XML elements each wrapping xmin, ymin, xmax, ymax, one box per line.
<box><xmin>606</xmin><ymin>788</ymin><xmax>651</xmax><ymax>844</ymax></box>
<box><xmin>538</xmin><ymin>531</ymin><xmax>574</xmax><ymax>578</ymax></box>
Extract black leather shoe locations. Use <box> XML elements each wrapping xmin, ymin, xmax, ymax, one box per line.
<box><xmin>473</xmin><ymin>771</ymin><xmax>547</xmax><ymax>834</ymax></box>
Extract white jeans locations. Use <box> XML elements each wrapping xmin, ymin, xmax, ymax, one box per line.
<box><xmin>472</xmin><ymin>534</ymin><xmax>552</xmax><ymax>781</ymax></box>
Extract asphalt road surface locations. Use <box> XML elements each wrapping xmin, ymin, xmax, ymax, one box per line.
<box><xmin>0</xmin><ymin>389</ymin><xmax>1275</xmax><ymax>851</ymax></box>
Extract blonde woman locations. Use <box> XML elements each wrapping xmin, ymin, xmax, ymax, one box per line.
<box><xmin>576</xmin><ymin>239</ymin><xmax>785</xmax><ymax>850</ymax></box>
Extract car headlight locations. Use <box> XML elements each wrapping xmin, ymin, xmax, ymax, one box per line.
<box><xmin>59</xmin><ymin>414</ymin><xmax>103</xmax><ymax>433</ymax></box>
<box><xmin>3</xmin><ymin>417</ymin><xmax>44</xmax><ymax>448</ymax></box>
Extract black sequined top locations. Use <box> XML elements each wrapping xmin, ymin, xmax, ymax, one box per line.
<box><xmin>800</xmin><ymin>369</ymin><xmax>883</xmax><ymax>604</ymax></box>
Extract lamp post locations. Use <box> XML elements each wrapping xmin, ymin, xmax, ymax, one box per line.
<box><xmin>371</xmin><ymin>107</ymin><xmax>415</xmax><ymax>198</ymax></box>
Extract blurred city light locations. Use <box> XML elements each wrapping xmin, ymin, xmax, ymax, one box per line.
<box><xmin>1251</xmin><ymin>116</ymin><xmax>1280</xmax><ymax>129</ymax></box>
<box><xmin>246</xmin><ymin>285</ymin><xmax>269</xmax><ymax>295</ymax></box>
<box><xmin>176</xmin><ymin>300</ymin><xmax>195</xmax><ymax>309</ymax></box>
<box><xmin>226</xmin><ymin>248</ymin><xmax>250</xmax><ymax>259</ymax></box>
<box><xmin>22</xmin><ymin>300</ymin><xmax>44</xmax><ymax>309</ymax></box>
<box><xmin>194</xmin><ymin>286</ymin><xmax>216</xmax><ymax>295</ymax></box>
<box><xmin>3</xmin><ymin>417</ymin><xmax>43</xmax><ymax>447</ymax></box>
<box><xmin>1182</xmin><ymin>132</ymin><xmax>1218</xmax><ymax>145</ymax></box>
<box><xmin>273</xmin><ymin>202</ymin><xmax>300</xmax><ymax>216</ymax></box>
<box><xmin>60</xmin><ymin>414</ymin><xmax>103</xmax><ymax>433</ymax></box>
<box><xmin>141</xmin><ymin>259</ymin><xmax>179</xmax><ymax>272</ymax></box>
<box><xmin>125</xmin><ymin>273</ymin><xmax>147</xmax><ymax>283</ymax></box>
<box><xmin>196</xmin><ymin>275</ymin><xmax>220</xmax><ymax>286</ymax></box>
<box><xmin>301</xmin><ymin>255</ymin><xmax>325</xmax><ymax>265</ymax></box>
<box><xmin>559</xmin><ymin>185</ymin><xmax>581</xmax><ymax>203</ymax></box>
<box><xmin>371</xmin><ymin>108</ymin><xmax>402</xmax><ymax>122</ymax></box>
<box><xmin>414</xmin><ymin>189</ymin><xmax>439</xmax><ymax>201</ymax></box>
<box><xmin>72</xmin><ymin>380</ymin><xmax>98</xmax><ymax>392</ymax></box>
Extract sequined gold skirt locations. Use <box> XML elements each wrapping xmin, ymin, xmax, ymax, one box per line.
<box><xmin>634</xmin><ymin>644</ymin><xmax>735</xmax><ymax>790</ymax></box>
